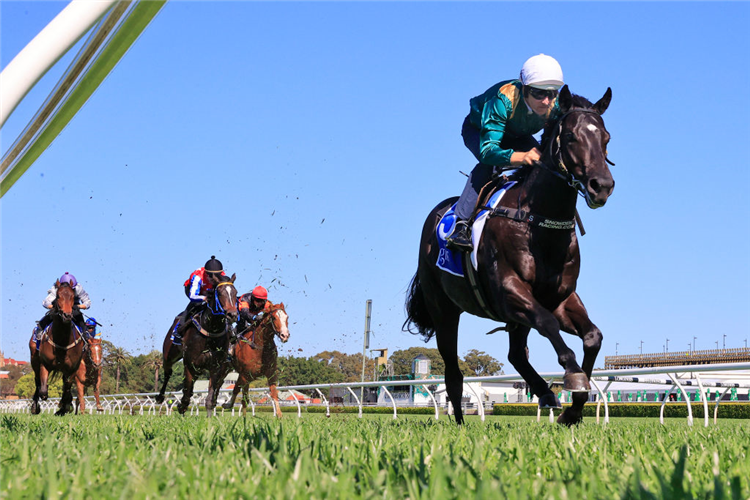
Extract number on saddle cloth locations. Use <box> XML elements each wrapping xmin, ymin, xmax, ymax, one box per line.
<box><xmin>435</xmin><ymin>178</ymin><xmax>517</xmax><ymax>277</ymax></box>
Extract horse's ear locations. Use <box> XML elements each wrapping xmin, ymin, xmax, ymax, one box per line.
<box><xmin>55</xmin><ymin>280</ymin><xmax>61</xmax><ymax>288</ymax></box>
<box><xmin>593</xmin><ymin>87</ymin><xmax>612</xmax><ymax>115</ymax></box>
<box><xmin>230</xmin><ymin>273</ymin><xmax>236</xmax><ymax>283</ymax></box>
<box><xmin>558</xmin><ymin>85</ymin><xmax>573</xmax><ymax>113</ymax></box>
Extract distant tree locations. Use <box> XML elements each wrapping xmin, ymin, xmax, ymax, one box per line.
<box><xmin>463</xmin><ymin>349</ymin><xmax>503</xmax><ymax>376</ymax></box>
<box><xmin>390</xmin><ymin>347</ymin><xmax>470</xmax><ymax>376</ymax></box>
<box><xmin>103</xmin><ymin>341</ymin><xmax>131</xmax><ymax>393</ymax></box>
<box><xmin>313</xmin><ymin>350</ymin><xmax>375</xmax><ymax>382</ymax></box>
<box><xmin>14</xmin><ymin>373</ymin><xmax>63</xmax><ymax>399</ymax></box>
<box><xmin>0</xmin><ymin>364</ymin><xmax>32</xmax><ymax>397</ymax></box>
<box><xmin>277</xmin><ymin>356</ymin><xmax>346</xmax><ymax>392</ymax></box>
<box><xmin>143</xmin><ymin>351</ymin><xmax>163</xmax><ymax>393</ymax></box>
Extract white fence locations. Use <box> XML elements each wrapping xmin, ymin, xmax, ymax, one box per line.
<box><xmin>2</xmin><ymin>362</ymin><xmax>748</xmax><ymax>427</ymax></box>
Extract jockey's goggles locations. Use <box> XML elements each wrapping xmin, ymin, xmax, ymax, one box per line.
<box><xmin>526</xmin><ymin>87</ymin><xmax>558</xmax><ymax>101</ymax></box>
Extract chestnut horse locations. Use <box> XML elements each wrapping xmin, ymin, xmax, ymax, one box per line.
<box><xmin>29</xmin><ymin>281</ymin><xmax>85</xmax><ymax>415</ymax></box>
<box><xmin>73</xmin><ymin>337</ymin><xmax>104</xmax><ymax>413</ymax></box>
<box><xmin>222</xmin><ymin>302</ymin><xmax>290</xmax><ymax>416</ymax></box>
<box><xmin>405</xmin><ymin>86</ymin><xmax>615</xmax><ymax>425</ymax></box>
<box><xmin>156</xmin><ymin>275</ymin><xmax>238</xmax><ymax>416</ymax></box>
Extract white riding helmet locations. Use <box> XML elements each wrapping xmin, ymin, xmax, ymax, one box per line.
<box><xmin>520</xmin><ymin>54</ymin><xmax>564</xmax><ymax>90</ymax></box>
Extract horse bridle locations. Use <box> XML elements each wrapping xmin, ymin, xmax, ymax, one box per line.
<box><xmin>537</xmin><ymin>108</ymin><xmax>615</xmax><ymax>197</ymax></box>
<box><xmin>207</xmin><ymin>281</ymin><xmax>236</xmax><ymax>317</ymax></box>
<box><xmin>193</xmin><ymin>281</ymin><xmax>237</xmax><ymax>337</ymax></box>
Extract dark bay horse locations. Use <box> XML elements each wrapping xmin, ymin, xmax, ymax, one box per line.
<box><xmin>405</xmin><ymin>86</ymin><xmax>615</xmax><ymax>425</ymax></box>
<box><xmin>156</xmin><ymin>275</ymin><xmax>238</xmax><ymax>416</ymax></box>
<box><xmin>29</xmin><ymin>281</ymin><xmax>85</xmax><ymax>415</ymax></box>
<box><xmin>73</xmin><ymin>337</ymin><xmax>103</xmax><ymax>413</ymax></box>
<box><xmin>222</xmin><ymin>302</ymin><xmax>290</xmax><ymax>416</ymax></box>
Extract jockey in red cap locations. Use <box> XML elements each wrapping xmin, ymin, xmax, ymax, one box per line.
<box><xmin>234</xmin><ymin>286</ymin><xmax>269</xmax><ymax>349</ymax></box>
<box><xmin>171</xmin><ymin>256</ymin><xmax>226</xmax><ymax>344</ymax></box>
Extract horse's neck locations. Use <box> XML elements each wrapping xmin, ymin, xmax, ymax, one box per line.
<box><xmin>200</xmin><ymin>309</ymin><xmax>225</xmax><ymax>332</ymax></box>
<box><xmin>51</xmin><ymin>313</ymin><xmax>73</xmax><ymax>337</ymax></box>
<box><xmin>521</xmin><ymin>165</ymin><xmax>577</xmax><ymax>220</ymax></box>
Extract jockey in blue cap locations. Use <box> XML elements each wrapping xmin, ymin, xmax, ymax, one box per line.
<box><xmin>85</xmin><ymin>317</ymin><xmax>102</xmax><ymax>341</ymax></box>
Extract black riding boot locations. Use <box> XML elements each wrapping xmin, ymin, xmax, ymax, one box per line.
<box><xmin>446</xmin><ymin>220</ymin><xmax>473</xmax><ymax>252</ymax></box>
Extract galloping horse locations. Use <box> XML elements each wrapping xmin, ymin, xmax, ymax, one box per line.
<box><xmin>222</xmin><ymin>302</ymin><xmax>290</xmax><ymax>416</ymax></box>
<box><xmin>405</xmin><ymin>86</ymin><xmax>615</xmax><ymax>425</ymax></box>
<box><xmin>73</xmin><ymin>337</ymin><xmax>104</xmax><ymax>413</ymax></box>
<box><xmin>156</xmin><ymin>275</ymin><xmax>238</xmax><ymax>416</ymax></box>
<box><xmin>29</xmin><ymin>281</ymin><xmax>86</xmax><ymax>415</ymax></box>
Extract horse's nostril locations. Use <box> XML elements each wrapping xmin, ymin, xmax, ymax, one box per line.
<box><xmin>590</xmin><ymin>178</ymin><xmax>601</xmax><ymax>193</ymax></box>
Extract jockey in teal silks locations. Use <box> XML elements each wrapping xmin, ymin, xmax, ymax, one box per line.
<box><xmin>447</xmin><ymin>54</ymin><xmax>565</xmax><ymax>252</ymax></box>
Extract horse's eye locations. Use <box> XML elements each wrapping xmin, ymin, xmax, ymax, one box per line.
<box><xmin>564</xmin><ymin>133</ymin><xmax>576</xmax><ymax>142</ymax></box>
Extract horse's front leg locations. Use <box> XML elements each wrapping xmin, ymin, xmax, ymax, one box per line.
<box><xmin>502</xmin><ymin>278</ymin><xmax>588</xmax><ymax>392</ymax></box>
<box><xmin>55</xmin><ymin>374</ymin><xmax>74</xmax><ymax>416</ymax></box>
<box><xmin>206</xmin><ymin>379</ymin><xmax>215</xmax><ymax>417</ymax></box>
<box><xmin>269</xmin><ymin>384</ymin><xmax>282</xmax><ymax>418</ymax></box>
<box><xmin>39</xmin><ymin>365</ymin><xmax>49</xmax><ymax>400</ymax></box>
<box><xmin>75</xmin><ymin>372</ymin><xmax>86</xmax><ymax>415</ymax></box>
<box><xmin>553</xmin><ymin>292</ymin><xmax>603</xmax><ymax>425</ymax></box>
<box><xmin>31</xmin><ymin>368</ymin><xmax>42</xmax><ymax>414</ymax></box>
<box><xmin>94</xmin><ymin>369</ymin><xmax>103</xmax><ymax>411</ymax></box>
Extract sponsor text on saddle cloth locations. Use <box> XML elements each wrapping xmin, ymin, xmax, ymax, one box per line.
<box><xmin>436</xmin><ymin>178</ymin><xmax>518</xmax><ymax>276</ymax></box>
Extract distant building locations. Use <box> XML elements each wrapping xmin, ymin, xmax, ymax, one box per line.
<box><xmin>605</xmin><ymin>347</ymin><xmax>750</xmax><ymax>369</ymax></box>
<box><xmin>0</xmin><ymin>351</ymin><xmax>29</xmax><ymax>367</ymax></box>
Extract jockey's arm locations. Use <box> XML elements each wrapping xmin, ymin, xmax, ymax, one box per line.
<box><xmin>187</xmin><ymin>275</ymin><xmax>207</xmax><ymax>302</ymax></box>
<box><xmin>42</xmin><ymin>287</ymin><xmax>57</xmax><ymax>309</ymax></box>
<box><xmin>75</xmin><ymin>285</ymin><xmax>92</xmax><ymax>309</ymax></box>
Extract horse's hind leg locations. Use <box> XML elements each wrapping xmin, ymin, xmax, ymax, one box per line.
<box><xmin>507</xmin><ymin>324</ymin><xmax>559</xmax><ymax>407</ymax></box>
<box><xmin>94</xmin><ymin>372</ymin><xmax>103</xmax><ymax>411</ymax></box>
<box><xmin>178</xmin><ymin>369</ymin><xmax>195</xmax><ymax>415</ymax></box>
<box><xmin>223</xmin><ymin>373</ymin><xmax>245</xmax><ymax>410</ymax></box>
<box><xmin>554</xmin><ymin>292</ymin><xmax>603</xmax><ymax>425</ymax></box>
<box><xmin>435</xmin><ymin>312</ymin><xmax>464</xmax><ymax>424</ymax></box>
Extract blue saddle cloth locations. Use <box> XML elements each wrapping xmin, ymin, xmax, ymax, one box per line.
<box><xmin>435</xmin><ymin>179</ymin><xmax>517</xmax><ymax>277</ymax></box>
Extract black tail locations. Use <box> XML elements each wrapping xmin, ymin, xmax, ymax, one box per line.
<box><xmin>403</xmin><ymin>271</ymin><xmax>436</xmax><ymax>342</ymax></box>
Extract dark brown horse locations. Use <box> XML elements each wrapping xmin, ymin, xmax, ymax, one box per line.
<box><xmin>405</xmin><ymin>86</ymin><xmax>615</xmax><ymax>425</ymax></box>
<box><xmin>222</xmin><ymin>302</ymin><xmax>290</xmax><ymax>416</ymax></box>
<box><xmin>156</xmin><ymin>276</ymin><xmax>238</xmax><ymax>416</ymax></box>
<box><xmin>73</xmin><ymin>337</ymin><xmax>104</xmax><ymax>413</ymax></box>
<box><xmin>29</xmin><ymin>281</ymin><xmax>85</xmax><ymax>415</ymax></box>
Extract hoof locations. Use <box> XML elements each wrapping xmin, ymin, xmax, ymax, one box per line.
<box><xmin>155</xmin><ymin>395</ymin><xmax>164</xmax><ymax>404</ymax></box>
<box><xmin>563</xmin><ymin>372</ymin><xmax>590</xmax><ymax>392</ymax></box>
<box><xmin>96</xmin><ymin>407</ymin><xmax>104</xmax><ymax>412</ymax></box>
<box><xmin>222</xmin><ymin>402</ymin><xmax>233</xmax><ymax>410</ymax></box>
<box><xmin>539</xmin><ymin>393</ymin><xmax>561</xmax><ymax>409</ymax></box>
<box><xmin>557</xmin><ymin>408</ymin><xmax>583</xmax><ymax>426</ymax></box>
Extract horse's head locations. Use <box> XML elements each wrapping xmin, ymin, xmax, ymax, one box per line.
<box><xmin>544</xmin><ymin>85</ymin><xmax>615</xmax><ymax>209</ymax></box>
<box><xmin>54</xmin><ymin>280</ymin><xmax>75</xmax><ymax>321</ymax></box>
<box><xmin>265</xmin><ymin>302</ymin><xmax>290</xmax><ymax>343</ymax></box>
<box><xmin>208</xmin><ymin>273</ymin><xmax>238</xmax><ymax>323</ymax></box>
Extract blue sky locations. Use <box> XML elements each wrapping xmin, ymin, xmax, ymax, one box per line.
<box><xmin>2</xmin><ymin>2</ymin><xmax>749</xmax><ymax>373</ymax></box>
